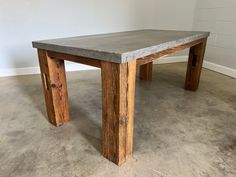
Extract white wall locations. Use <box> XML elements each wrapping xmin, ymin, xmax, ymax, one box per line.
<box><xmin>3</xmin><ymin>0</ymin><xmax>235</xmax><ymax>77</ymax></box>
<box><xmin>193</xmin><ymin>0</ymin><xmax>236</xmax><ymax>70</ymax></box>
<box><xmin>0</xmin><ymin>0</ymin><xmax>141</xmax><ymax>70</ymax></box>
<box><xmin>138</xmin><ymin>0</ymin><xmax>196</xmax><ymax>30</ymax></box>
<box><xmin>0</xmin><ymin>0</ymin><xmax>197</xmax><ymax>74</ymax></box>
<box><xmin>137</xmin><ymin>0</ymin><xmax>197</xmax><ymax>57</ymax></box>
<box><xmin>0</xmin><ymin>0</ymin><xmax>195</xmax><ymax>69</ymax></box>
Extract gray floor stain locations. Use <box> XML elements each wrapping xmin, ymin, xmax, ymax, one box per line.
<box><xmin>0</xmin><ymin>63</ymin><xmax>235</xmax><ymax>177</ymax></box>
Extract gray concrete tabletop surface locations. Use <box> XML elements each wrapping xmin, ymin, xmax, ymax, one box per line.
<box><xmin>32</xmin><ymin>29</ymin><xmax>209</xmax><ymax>63</ymax></box>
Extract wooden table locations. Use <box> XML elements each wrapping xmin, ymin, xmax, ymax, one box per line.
<box><xmin>33</xmin><ymin>30</ymin><xmax>209</xmax><ymax>165</ymax></box>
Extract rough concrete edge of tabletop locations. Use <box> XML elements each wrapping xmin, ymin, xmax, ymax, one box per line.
<box><xmin>121</xmin><ymin>32</ymin><xmax>209</xmax><ymax>63</ymax></box>
<box><xmin>32</xmin><ymin>32</ymin><xmax>209</xmax><ymax>64</ymax></box>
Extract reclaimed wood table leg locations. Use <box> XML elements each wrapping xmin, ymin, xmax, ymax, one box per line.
<box><xmin>139</xmin><ymin>62</ymin><xmax>153</xmax><ymax>80</ymax></box>
<box><xmin>185</xmin><ymin>39</ymin><xmax>207</xmax><ymax>91</ymax></box>
<box><xmin>101</xmin><ymin>60</ymin><xmax>136</xmax><ymax>165</ymax></box>
<box><xmin>37</xmin><ymin>49</ymin><xmax>70</xmax><ymax>127</ymax></box>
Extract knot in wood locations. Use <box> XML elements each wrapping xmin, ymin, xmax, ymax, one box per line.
<box><xmin>119</xmin><ymin>115</ymin><xmax>127</xmax><ymax>125</ymax></box>
<box><xmin>50</xmin><ymin>83</ymin><xmax>62</xmax><ymax>89</ymax></box>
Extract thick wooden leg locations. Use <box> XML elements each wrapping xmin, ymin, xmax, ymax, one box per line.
<box><xmin>185</xmin><ymin>39</ymin><xmax>207</xmax><ymax>91</ymax></box>
<box><xmin>101</xmin><ymin>60</ymin><xmax>136</xmax><ymax>165</ymax></box>
<box><xmin>139</xmin><ymin>62</ymin><xmax>153</xmax><ymax>80</ymax></box>
<box><xmin>37</xmin><ymin>49</ymin><xmax>70</xmax><ymax>127</ymax></box>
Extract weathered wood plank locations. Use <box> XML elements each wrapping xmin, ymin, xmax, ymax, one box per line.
<box><xmin>38</xmin><ymin>49</ymin><xmax>70</xmax><ymax>126</ymax></box>
<box><xmin>126</xmin><ymin>61</ymin><xmax>136</xmax><ymax>157</ymax></box>
<box><xmin>101</xmin><ymin>60</ymin><xmax>136</xmax><ymax>165</ymax></box>
<box><xmin>140</xmin><ymin>62</ymin><xmax>153</xmax><ymax>81</ymax></box>
<box><xmin>136</xmin><ymin>39</ymin><xmax>204</xmax><ymax>66</ymax></box>
<box><xmin>185</xmin><ymin>39</ymin><xmax>207</xmax><ymax>91</ymax></box>
<box><xmin>47</xmin><ymin>51</ymin><xmax>101</xmax><ymax>68</ymax></box>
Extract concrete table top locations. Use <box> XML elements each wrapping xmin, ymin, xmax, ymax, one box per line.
<box><xmin>33</xmin><ymin>29</ymin><xmax>209</xmax><ymax>63</ymax></box>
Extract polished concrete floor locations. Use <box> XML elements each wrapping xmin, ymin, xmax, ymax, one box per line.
<box><xmin>0</xmin><ymin>63</ymin><xmax>235</xmax><ymax>177</ymax></box>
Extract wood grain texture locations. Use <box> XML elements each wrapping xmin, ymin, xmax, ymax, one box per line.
<box><xmin>136</xmin><ymin>39</ymin><xmax>205</xmax><ymax>66</ymax></box>
<box><xmin>185</xmin><ymin>39</ymin><xmax>207</xmax><ymax>91</ymax></box>
<box><xmin>38</xmin><ymin>49</ymin><xmax>70</xmax><ymax>127</ymax></box>
<box><xmin>140</xmin><ymin>62</ymin><xmax>153</xmax><ymax>80</ymax></box>
<box><xmin>47</xmin><ymin>51</ymin><xmax>101</xmax><ymax>68</ymax></box>
<box><xmin>101</xmin><ymin>60</ymin><xmax>136</xmax><ymax>165</ymax></box>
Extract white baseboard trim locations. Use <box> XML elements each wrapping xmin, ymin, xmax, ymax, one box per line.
<box><xmin>0</xmin><ymin>67</ymin><xmax>40</xmax><ymax>77</ymax></box>
<box><xmin>0</xmin><ymin>64</ymin><xmax>98</xmax><ymax>77</ymax></box>
<box><xmin>154</xmin><ymin>56</ymin><xmax>236</xmax><ymax>78</ymax></box>
<box><xmin>203</xmin><ymin>61</ymin><xmax>236</xmax><ymax>78</ymax></box>
<box><xmin>1</xmin><ymin>56</ymin><xmax>235</xmax><ymax>78</ymax></box>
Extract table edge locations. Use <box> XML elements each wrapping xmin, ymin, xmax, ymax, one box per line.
<box><xmin>120</xmin><ymin>33</ymin><xmax>209</xmax><ymax>63</ymax></box>
<box><xmin>32</xmin><ymin>32</ymin><xmax>209</xmax><ymax>64</ymax></box>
